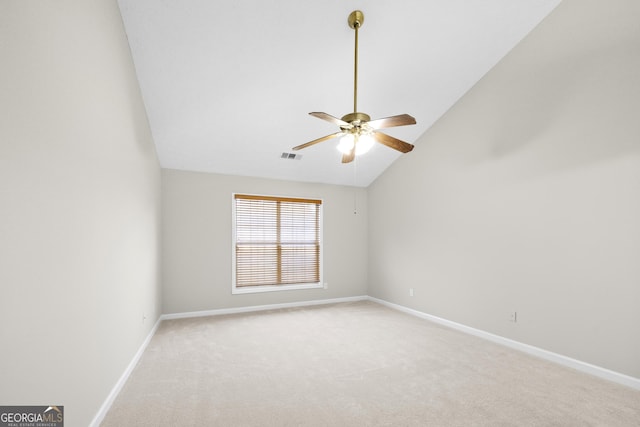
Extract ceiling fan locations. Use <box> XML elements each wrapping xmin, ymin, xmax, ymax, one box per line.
<box><xmin>293</xmin><ymin>10</ymin><xmax>417</xmax><ymax>164</ymax></box>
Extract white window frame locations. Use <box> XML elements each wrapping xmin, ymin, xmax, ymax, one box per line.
<box><xmin>231</xmin><ymin>193</ymin><xmax>324</xmax><ymax>294</ymax></box>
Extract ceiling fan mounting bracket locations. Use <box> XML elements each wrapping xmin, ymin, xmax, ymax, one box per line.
<box><xmin>348</xmin><ymin>10</ymin><xmax>364</xmax><ymax>29</ymax></box>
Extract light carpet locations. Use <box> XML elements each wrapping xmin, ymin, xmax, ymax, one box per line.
<box><xmin>101</xmin><ymin>301</ymin><xmax>640</xmax><ymax>426</ymax></box>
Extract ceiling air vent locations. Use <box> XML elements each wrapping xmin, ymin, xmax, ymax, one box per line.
<box><xmin>281</xmin><ymin>152</ymin><xmax>302</xmax><ymax>160</ymax></box>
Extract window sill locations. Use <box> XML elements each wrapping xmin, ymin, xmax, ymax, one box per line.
<box><xmin>232</xmin><ymin>282</ymin><xmax>323</xmax><ymax>295</ymax></box>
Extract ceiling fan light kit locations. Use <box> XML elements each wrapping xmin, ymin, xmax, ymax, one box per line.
<box><xmin>293</xmin><ymin>10</ymin><xmax>417</xmax><ymax>164</ymax></box>
<box><xmin>337</xmin><ymin>132</ymin><xmax>374</xmax><ymax>156</ymax></box>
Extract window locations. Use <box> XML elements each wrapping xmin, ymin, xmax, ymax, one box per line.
<box><xmin>232</xmin><ymin>193</ymin><xmax>323</xmax><ymax>294</ymax></box>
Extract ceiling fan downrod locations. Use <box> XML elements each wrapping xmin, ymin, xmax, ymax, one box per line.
<box><xmin>342</xmin><ymin>11</ymin><xmax>369</xmax><ymax>125</ymax></box>
<box><xmin>348</xmin><ymin>10</ymin><xmax>364</xmax><ymax>115</ymax></box>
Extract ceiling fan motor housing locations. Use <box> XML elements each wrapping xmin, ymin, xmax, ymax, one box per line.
<box><xmin>341</xmin><ymin>112</ymin><xmax>370</xmax><ymax>124</ymax></box>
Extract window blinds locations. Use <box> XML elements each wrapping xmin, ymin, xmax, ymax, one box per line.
<box><xmin>234</xmin><ymin>194</ymin><xmax>322</xmax><ymax>287</ymax></box>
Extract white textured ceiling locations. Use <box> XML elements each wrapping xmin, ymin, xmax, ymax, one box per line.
<box><xmin>118</xmin><ymin>0</ymin><xmax>561</xmax><ymax>187</ymax></box>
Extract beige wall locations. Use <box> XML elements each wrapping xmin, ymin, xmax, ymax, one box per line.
<box><xmin>162</xmin><ymin>169</ymin><xmax>368</xmax><ymax>314</ymax></box>
<box><xmin>368</xmin><ymin>0</ymin><xmax>640</xmax><ymax>379</ymax></box>
<box><xmin>0</xmin><ymin>1</ymin><xmax>161</xmax><ymax>425</ymax></box>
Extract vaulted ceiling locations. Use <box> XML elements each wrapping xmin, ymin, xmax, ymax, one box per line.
<box><xmin>118</xmin><ymin>0</ymin><xmax>561</xmax><ymax>187</ymax></box>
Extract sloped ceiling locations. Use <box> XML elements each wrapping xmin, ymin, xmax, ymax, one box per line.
<box><xmin>118</xmin><ymin>0</ymin><xmax>561</xmax><ymax>187</ymax></box>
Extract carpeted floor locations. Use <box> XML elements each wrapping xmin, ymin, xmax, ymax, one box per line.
<box><xmin>101</xmin><ymin>301</ymin><xmax>640</xmax><ymax>426</ymax></box>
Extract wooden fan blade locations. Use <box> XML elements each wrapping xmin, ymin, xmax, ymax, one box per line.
<box><xmin>292</xmin><ymin>132</ymin><xmax>342</xmax><ymax>151</ymax></box>
<box><xmin>341</xmin><ymin>149</ymin><xmax>356</xmax><ymax>163</ymax></box>
<box><xmin>309</xmin><ymin>112</ymin><xmax>349</xmax><ymax>126</ymax></box>
<box><xmin>373</xmin><ymin>132</ymin><xmax>414</xmax><ymax>153</ymax></box>
<box><xmin>367</xmin><ymin>114</ymin><xmax>416</xmax><ymax>129</ymax></box>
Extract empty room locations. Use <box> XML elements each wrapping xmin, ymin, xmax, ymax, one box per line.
<box><xmin>1</xmin><ymin>0</ymin><xmax>639</xmax><ymax>426</ymax></box>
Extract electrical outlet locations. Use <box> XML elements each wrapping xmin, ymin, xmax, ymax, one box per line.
<box><xmin>509</xmin><ymin>312</ymin><xmax>517</xmax><ymax>323</ymax></box>
<box><xmin>409</xmin><ymin>288</ymin><xmax>414</xmax><ymax>297</ymax></box>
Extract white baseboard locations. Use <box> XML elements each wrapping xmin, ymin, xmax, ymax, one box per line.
<box><xmin>161</xmin><ymin>295</ymin><xmax>369</xmax><ymax>320</ymax></box>
<box><xmin>89</xmin><ymin>317</ymin><xmax>162</xmax><ymax>427</ymax></box>
<box><xmin>368</xmin><ymin>296</ymin><xmax>640</xmax><ymax>391</ymax></box>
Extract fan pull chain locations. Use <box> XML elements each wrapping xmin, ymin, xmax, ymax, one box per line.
<box><xmin>353</xmin><ymin>155</ymin><xmax>358</xmax><ymax>214</ymax></box>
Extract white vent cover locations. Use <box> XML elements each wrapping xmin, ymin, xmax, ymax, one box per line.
<box><xmin>281</xmin><ymin>152</ymin><xmax>302</xmax><ymax>160</ymax></box>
